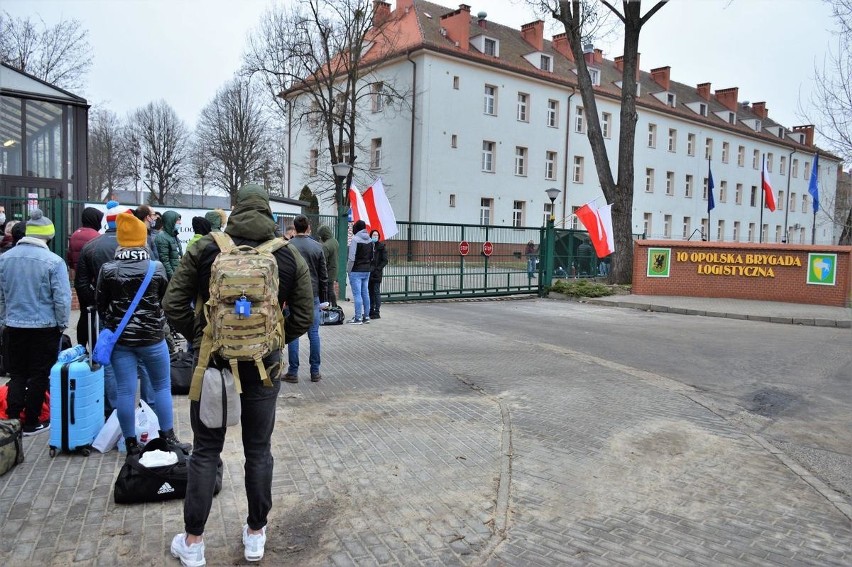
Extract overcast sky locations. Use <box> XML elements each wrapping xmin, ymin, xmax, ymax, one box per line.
<box><xmin>4</xmin><ymin>0</ymin><xmax>838</xmax><ymax>132</ymax></box>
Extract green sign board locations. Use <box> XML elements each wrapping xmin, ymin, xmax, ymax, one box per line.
<box><xmin>806</xmin><ymin>253</ymin><xmax>837</xmax><ymax>286</ymax></box>
<box><xmin>647</xmin><ymin>248</ymin><xmax>671</xmax><ymax>278</ymax></box>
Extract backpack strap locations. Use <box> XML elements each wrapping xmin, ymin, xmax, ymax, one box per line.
<box><xmin>209</xmin><ymin>231</ymin><xmax>234</xmax><ymax>253</ymax></box>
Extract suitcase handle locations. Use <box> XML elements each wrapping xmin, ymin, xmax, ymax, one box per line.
<box><xmin>69</xmin><ymin>392</ymin><xmax>75</xmax><ymax>425</ymax></box>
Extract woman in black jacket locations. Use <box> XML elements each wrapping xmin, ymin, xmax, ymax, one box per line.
<box><xmin>96</xmin><ymin>212</ymin><xmax>189</xmax><ymax>455</ymax></box>
<box><xmin>368</xmin><ymin>230</ymin><xmax>388</xmax><ymax>319</ymax></box>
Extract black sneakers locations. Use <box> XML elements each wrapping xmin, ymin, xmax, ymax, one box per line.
<box><xmin>22</xmin><ymin>421</ymin><xmax>50</xmax><ymax>436</ymax></box>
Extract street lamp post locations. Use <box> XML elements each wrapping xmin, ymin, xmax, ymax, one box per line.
<box><xmin>542</xmin><ymin>188</ymin><xmax>561</xmax><ymax>294</ymax></box>
<box><xmin>332</xmin><ymin>162</ymin><xmax>352</xmax><ymax>300</ymax></box>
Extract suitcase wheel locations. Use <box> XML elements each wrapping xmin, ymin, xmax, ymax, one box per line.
<box><xmin>80</xmin><ymin>447</ymin><xmax>91</xmax><ymax>457</ymax></box>
<box><xmin>49</xmin><ymin>447</ymin><xmax>56</xmax><ymax>458</ymax></box>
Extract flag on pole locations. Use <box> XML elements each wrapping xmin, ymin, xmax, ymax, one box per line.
<box><xmin>808</xmin><ymin>153</ymin><xmax>820</xmax><ymax>213</ymax></box>
<box><xmin>348</xmin><ymin>184</ymin><xmax>369</xmax><ymax>223</ymax></box>
<box><xmin>575</xmin><ymin>200</ymin><xmax>615</xmax><ymax>257</ymax></box>
<box><xmin>361</xmin><ymin>178</ymin><xmax>399</xmax><ymax>239</ymax></box>
<box><xmin>761</xmin><ymin>158</ymin><xmax>777</xmax><ymax>211</ymax></box>
<box><xmin>707</xmin><ymin>163</ymin><xmax>716</xmax><ymax>213</ymax></box>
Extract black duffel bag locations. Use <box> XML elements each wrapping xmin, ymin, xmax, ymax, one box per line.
<box><xmin>320</xmin><ymin>305</ymin><xmax>345</xmax><ymax>325</ymax></box>
<box><xmin>170</xmin><ymin>351</ymin><xmax>194</xmax><ymax>395</ymax></box>
<box><xmin>113</xmin><ymin>437</ymin><xmax>222</xmax><ymax>504</ymax></box>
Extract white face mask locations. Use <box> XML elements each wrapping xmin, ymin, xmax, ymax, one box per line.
<box><xmin>0</xmin><ymin>214</ymin><xmax>6</xmax><ymax>225</ymax></box>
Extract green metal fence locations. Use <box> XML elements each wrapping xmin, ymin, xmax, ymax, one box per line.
<box><xmin>0</xmin><ymin>196</ymin><xmax>88</xmax><ymax>261</ymax></box>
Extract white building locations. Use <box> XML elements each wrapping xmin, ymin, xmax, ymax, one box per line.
<box><xmin>285</xmin><ymin>0</ymin><xmax>841</xmax><ymax>245</ymax></box>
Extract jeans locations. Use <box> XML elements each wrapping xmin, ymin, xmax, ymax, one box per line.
<box><xmin>104</xmin><ymin>361</ymin><xmax>155</xmax><ymax>417</ymax></box>
<box><xmin>349</xmin><ymin>271</ymin><xmax>370</xmax><ymax>320</ymax></box>
<box><xmin>184</xmin><ymin>367</ymin><xmax>281</xmax><ymax>536</ymax></box>
<box><xmin>527</xmin><ymin>256</ymin><xmax>537</xmax><ymax>278</ymax></box>
<box><xmin>368</xmin><ymin>279</ymin><xmax>382</xmax><ymax>315</ymax></box>
<box><xmin>6</xmin><ymin>326</ymin><xmax>61</xmax><ymax>425</ymax></box>
<box><xmin>110</xmin><ymin>340</ymin><xmax>174</xmax><ymax>439</ymax></box>
<box><xmin>287</xmin><ymin>297</ymin><xmax>321</xmax><ymax>376</ymax></box>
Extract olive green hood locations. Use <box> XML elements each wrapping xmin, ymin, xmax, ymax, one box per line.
<box><xmin>316</xmin><ymin>225</ymin><xmax>333</xmax><ymax>241</ymax></box>
<box><xmin>225</xmin><ymin>195</ymin><xmax>276</xmax><ymax>241</ymax></box>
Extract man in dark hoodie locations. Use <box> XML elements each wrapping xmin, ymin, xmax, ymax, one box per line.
<box><xmin>346</xmin><ymin>219</ymin><xmax>373</xmax><ymax>324</ymax></box>
<box><xmin>164</xmin><ymin>183</ymin><xmax>313</xmax><ymax>566</ymax></box>
<box><xmin>155</xmin><ymin>210</ymin><xmax>182</xmax><ymax>278</ymax></box>
<box><xmin>316</xmin><ymin>225</ymin><xmax>338</xmax><ymax>307</ymax></box>
<box><xmin>67</xmin><ymin>207</ymin><xmax>104</xmax><ymax>272</ymax></box>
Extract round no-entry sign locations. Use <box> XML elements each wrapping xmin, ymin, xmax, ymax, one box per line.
<box><xmin>482</xmin><ymin>241</ymin><xmax>494</xmax><ymax>257</ymax></box>
<box><xmin>459</xmin><ymin>240</ymin><xmax>470</xmax><ymax>256</ymax></box>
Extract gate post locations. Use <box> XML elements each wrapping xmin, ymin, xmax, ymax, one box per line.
<box><xmin>541</xmin><ymin>218</ymin><xmax>555</xmax><ymax>296</ymax></box>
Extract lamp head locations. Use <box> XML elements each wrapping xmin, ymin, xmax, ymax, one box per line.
<box><xmin>545</xmin><ymin>187</ymin><xmax>561</xmax><ymax>203</ymax></box>
<box><xmin>332</xmin><ymin>162</ymin><xmax>352</xmax><ymax>179</ymax></box>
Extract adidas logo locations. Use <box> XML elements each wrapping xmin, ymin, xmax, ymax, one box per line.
<box><xmin>157</xmin><ymin>482</ymin><xmax>175</xmax><ymax>495</ymax></box>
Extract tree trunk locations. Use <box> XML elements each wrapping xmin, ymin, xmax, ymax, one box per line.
<box><xmin>840</xmin><ymin>205</ymin><xmax>852</xmax><ymax>245</ymax></box>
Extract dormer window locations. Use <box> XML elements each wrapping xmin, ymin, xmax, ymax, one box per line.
<box><xmin>540</xmin><ymin>54</ymin><xmax>552</xmax><ymax>72</ymax></box>
<box><xmin>728</xmin><ymin>112</ymin><xmax>736</xmax><ymax>124</ymax></box>
<box><xmin>666</xmin><ymin>93</ymin><xmax>676</xmax><ymax>107</ymax></box>
<box><xmin>699</xmin><ymin>103</ymin><xmax>708</xmax><ymax>116</ymax></box>
<box><xmin>615</xmin><ymin>80</ymin><xmax>641</xmax><ymax>96</ymax></box>
<box><xmin>484</xmin><ymin>37</ymin><xmax>498</xmax><ymax>56</ymax></box>
<box><xmin>755</xmin><ymin>120</ymin><xmax>762</xmax><ymax>131</ymax></box>
<box><xmin>588</xmin><ymin>68</ymin><xmax>600</xmax><ymax>86</ymax></box>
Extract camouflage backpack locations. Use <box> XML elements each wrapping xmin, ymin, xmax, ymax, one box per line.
<box><xmin>189</xmin><ymin>232</ymin><xmax>287</xmax><ymax>400</ymax></box>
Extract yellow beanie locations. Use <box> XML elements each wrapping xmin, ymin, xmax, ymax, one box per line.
<box><xmin>116</xmin><ymin>211</ymin><xmax>148</xmax><ymax>248</ymax></box>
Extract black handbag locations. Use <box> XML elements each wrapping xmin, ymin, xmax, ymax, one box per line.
<box><xmin>113</xmin><ymin>438</ymin><xmax>222</xmax><ymax>504</ymax></box>
<box><xmin>170</xmin><ymin>351</ymin><xmax>194</xmax><ymax>395</ymax></box>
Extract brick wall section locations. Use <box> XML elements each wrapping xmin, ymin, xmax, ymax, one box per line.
<box><xmin>633</xmin><ymin>240</ymin><xmax>852</xmax><ymax>307</ymax></box>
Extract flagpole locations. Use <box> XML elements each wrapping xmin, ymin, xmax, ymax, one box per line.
<box><xmin>759</xmin><ymin>154</ymin><xmax>765</xmax><ymax>243</ymax></box>
<box><xmin>707</xmin><ymin>156</ymin><xmax>712</xmax><ymax>242</ymax></box>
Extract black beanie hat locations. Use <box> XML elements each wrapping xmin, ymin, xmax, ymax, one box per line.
<box><xmin>192</xmin><ymin>216</ymin><xmax>212</xmax><ymax>237</ymax></box>
<box><xmin>352</xmin><ymin>220</ymin><xmax>366</xmax><ymax>233</ymax></box>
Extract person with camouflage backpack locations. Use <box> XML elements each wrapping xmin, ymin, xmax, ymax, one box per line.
<box><xmin>163</xmin><ymin>184</ymin><xmax>313</xmax><ymax>566</ymax></box>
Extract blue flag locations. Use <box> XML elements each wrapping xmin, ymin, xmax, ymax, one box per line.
<box><xmin>808</xmin><ymin>153</ymin><xmax>820</xmax><ymax>214</ymax></box>
<box><xmin>707</xmin><ymin>164</ymin><xmax>715</xmax><ymax>213</ymax></box>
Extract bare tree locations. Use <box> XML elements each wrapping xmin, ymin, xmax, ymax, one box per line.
<box><xmin>196</xmin><ymin>78</ymin><xmax>269</xmax><ymax>206</ymax></box>
<box><xmin>87</xmin><ymin>108</ymin><xmax>129</xmax><ymax>201</ymax></box>
<box><xmin>526</xmin><ymin>0</ymin><xmax>668</xmax><ymax>283</ymax></box>
<box><xmin>0</xmin><ymin>11</ymin><xmax>92</xmax><ymax>91</ymax></box>
<box><xmin>128</xmin><ymin>101</ymin><xmax>189</xmax><ymax>205</ymax></box>
<box><xmin>188</xmin><ymin>137</ymin><xmax>214</xmax><ymax>208</ymax></box>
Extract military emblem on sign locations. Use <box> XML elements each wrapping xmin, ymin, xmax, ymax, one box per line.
<box><xmin>806</xmin><ymin>253</ymin><xmax>837</xmax><ymax>286</ymax></box>
<box><xmin>646</xmin><ymin>248</ymin><xmax>671</xmax><ymax>278</ymax></box>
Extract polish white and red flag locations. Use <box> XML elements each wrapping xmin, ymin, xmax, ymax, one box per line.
<box><xmin>361</xmin><ymin>178</ymin><xmax>398</xmax><ymax>239</ymax></box>
<box><xmin>348</xmin><ymin>183</ymin><xmax>369</xmax><ymax>223</ymax></box>
<box><xmin>761</xmin><ymin>159</ymin><xmax>777</xmax><ymax>211</ymax></box>
<box><xmin>575</xmin><ymin>199</ymin><xmax>615</xmax><ymax>257</ymax></box>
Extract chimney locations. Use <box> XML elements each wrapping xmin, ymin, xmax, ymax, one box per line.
<box><xmin>615</xmin><ymin>54</ymin><xmax>641</xmax><ymax>81</ymax></box>
<box><xmin>551</xmin><ymin>33</ymin><xmax>574</xmax><ymax>61</ymax></box>
<box><xmin>440</xmin><ymin>4</ymin><xmax>471</xmax><ymax>51</ymax></box>
<box><xmin>594</xmin><ymin>48</ymin><xmax>603</xmax><ymax>64</ymax></box>
<box><xmin>373</xmin><ymin>1</ymin><xmax>391</xmax><ymax>25</ymax></box>
<box><xmin>477</xmin><ymin>11</ymin><xmax>487</xmax><ymax>28</ymax></box>
<box><xmin>792</xmin><ymin>125</ymin><xmax>815</xmax><ymax>146</ymax></box>
<box><xmin>751</xmin><ymin>101</ymin><xmax>768</xmax><ymax>119</ymax></box>
<box><xmin>583</xmin><ymin>43</ymin><xmax>595</xmax><ymax>66</ymax></box>
<box><xmin>714</xmin><ymin>87</ymin><xmax>739</xmax><ymax>112</ymax></box>
<box><xmin>521</xmin><ymin>20</ymin><xmax>544</xmax><ymax>52</ymax></box>
<box><xmin>697</xmin><ymin>82</ymin><xmax>711</xmax><ymax>101</ymax></box>
<box><xmin>650</xmin><ymin>66</ymin><xmax>670</xmax><ymax>91</ymax></box>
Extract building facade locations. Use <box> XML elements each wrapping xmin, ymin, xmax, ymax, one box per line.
<box><xmin>286</xmin><ymin>0</ymin><xmax>841</xmax><ymax>245</ymax></box>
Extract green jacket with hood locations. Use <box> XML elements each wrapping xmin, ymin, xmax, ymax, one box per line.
<box><xmin>162</xmin><ymin>191</ymin><xmax>314</xmax><ymax>357</ymax></box>
<box><xmin>316</xmin><ymin>225</ymin><xmax>338</xmax><ymax>282</ymax></box>
<box><xmin>154</xmin><ymin>210</ymin><xmax>182</xmax><ymax>278</ymax></box>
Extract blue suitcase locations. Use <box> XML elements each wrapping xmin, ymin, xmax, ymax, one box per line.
<box><xmin>49</xmin><ymin>318</ymin><xmax>105</xmax><ymax>457</ymax></box>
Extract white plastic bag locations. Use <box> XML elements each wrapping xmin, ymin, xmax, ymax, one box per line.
<box><xmin>92</xmin><ymin>401</ymin><xmax>160</xmax><ymax>453</ymax></box>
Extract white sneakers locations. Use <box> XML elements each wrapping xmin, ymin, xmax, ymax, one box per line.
<box><xmin>170</xmin><ymin>533</ymin><xmax>206</xmax><ymax>567</ymax></box>
<box><xmin>242</xmin><ymin>524</ymin><xmax>267</xmax><ymax>562</ymax></box>
<box><xmin>170</xmin><ymin>526</ymin><xmax>265</xmax><ymax>564</ymax></box>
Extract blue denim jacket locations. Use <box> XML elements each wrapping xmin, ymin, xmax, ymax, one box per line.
<box><xmin>0</xmin><ymin>237</ymin><xmax>72</xmax><ymax>329</ymax></box>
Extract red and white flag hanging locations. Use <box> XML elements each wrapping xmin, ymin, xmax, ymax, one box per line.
<box><xmin>348</xmin><ymin>184</ymin><xmax>369</xmax><ymax>224</ymax></box>
<box><xmin>575</xmin><ymin>200</ymin><xmax>615</xmax><ymax>258</ymax></box>
<box><xmin>361</xmin><ymin>178</ymin><xmax>399</xmax><ymax>239</ymax></box>
<box><xmin>761</xmin><ymin>159</ymin><xmax>777</xmax><ymax>212</ymax></box>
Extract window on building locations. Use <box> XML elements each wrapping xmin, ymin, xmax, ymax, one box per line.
<box><xmin>451</xmin><ymin>134</ymin><xmax>457</xmax><ymax>148</ymax></box>
<box><xmin>792</xmin><ymin>158</ymin><xmax>799</xmax><ymax>177</ymax></box>
<box><xmin>761</xmin><ymin>224</ymin><xmax>768</xmax><ymax>242</ymax></box>
<box><xmin>750</xmin><ymin>186</ymin><xmax>758</xmax><ymax>207</ymax></box>
<box><xmin>667</xmin><ymin>93</ymin><xmax>676</xmax><ymax>107</ymax></box>
<box><xmin>790</xmin><ymin>192</ymin><xmax>796</xmax><ymax>212</ymax></box>
<box><xmin>737</xmin><ymin>145</ymin><xmax>745</xmax><ymax>167</ymax></box>
<box><xmin>775</xmin><ymin>225</ymin><xmax>782</xmax><ymax>243</ymax></box>
<box><xmin>308</xmin><ymin>149</ymin><xmax>318</xmax><ymax>176</ymax></box>
<box><xmin>484</xmin><ymin>85</ymin><xmax>497</xmax><ymax>115</ymax></box>
<box><xmin>648</xmin><ymin>123</ymin><xmax>657</xmax><ymax>148</ymax></box>
<box><xmin>705</xmin><ymin>138</ymin><xmax>713</xmax><ymax>160</ymax></box>
<box><xmin>517</xmin><ymin>93</ymin><xmax>529</xmax><ymax>122</ymax></box>
<box><xmin>480</xmin><ymin>198</ymin><xmax>493</xmax><ymax>225</ymax></box>
<box><xmin>484</xmin><ymin>37</ymin><xmax>498</xmax><ymax>56</ymax></box>
<box><xmin>667</xmin><ymin>128</ymin><xmax>676</xmax><ymax>152</ymax></box>
<box><xmin>337</xmin><ymin>144</ymin><xmax>351</xmax><ymax>164</ymax></box>
<box><xmin>371</xmin><ymin>82</ymin><xmax>385</xmax><ymax>112</ymax></box>
<box><xmin>748</xmin><ymin>222</ymin><xmax>755</xmax><ymax>242</ymax></box>
<box><xmin>515</xmin><ymin>146</ymin><xmax>528</xmax><ymax>176</ymax></box>
<box><xmin>547</xmin><ymin>99</ymin><xmax>558</xmax><ymax>127</ymax></box>
<box><xmin>703</xmin><ymin>177</ymin><xmax>709</xmax><ymax>200</ymax></box>
<box><xmin>573</xmin><ymin>156</ymin><xmax>584</xmax><ymax>183</ymax></box>
<box><xmin>588</xmin><ymin>68</ymin><xmax>601</xmax><ymax>86</ymax></box>
<box><xmin>685</xmin><ymin>174</ymin><xmax>693</xmax><ymax>198</ymax></box>
<box><xmin>717</xmin><ymin>220</ymin><xmax>725</xmax><ymax>241</ymax></box>
<box><xmin>453</xmin><ymin>76</ymin><xmax>459</xmax><ymax>89</ymax></box>
<box><xmin>699</xmin><ymin>102</ymin><xmax>708</xmax><ymax>116</ymax></box>
<box><xmin>687</xmin><ymin>133</ymin><xmax>696</xmax><ymax>156</ymax></box>
<box><xmin>778</xmin><ymin>190</ymin><xmax>784</xmax><ymax>210</ymax></box>
<box><xmin>664</xmin><ymin>215</ymin><xmax>672</xmax><ymax>238</ymax></box>
<box><xmin>799</xmin><ymin>227</ymin><xmax>806</xmax><ymax>243</ymax></box>
<box><xmin>645</xmin><ymin>168</ymin><xmax>655</xmax><ymax>193</ymax></box>
<box><xmin>753</xmin><ymin>149</ymin><xmax>760</xmax><ymax>169</ymax></box>
<box><xmin>722</xmin><ymin>142</ymin><xmax>730</xmax><ymax>163</ymax></box>
<box><xmin>602</xmin><ymin>112</ymin><xmax>611</xmax><ymax>138</ymax></box>
<box><xmin>575</xmin><ymin>106</ymin><xmax>585</xmax><ymax>133</ymax></box>
<box><xmin>733</xmin><ymin>221</ymin><xmax>740</xmax><ymax>241</ymax></box>
<box><xmin>682</xmin><ymin>217</ymin><xmax>691</xmax><ymax>239</ymax></box>
<box><xmin>643</xmin><ymin>212</ymin><xmax>652</xmax><ymax>237</ymax></box>
<box><xmin>545</xmin><ymin>151</ymin><xmax>557</xmax><ymax>180</ymax></box>
<box><xmin>719</xmin><ymin>180</ymin><xmax>727</xmax><ymax>202</ymax></box>
<box><xmin>544</xmin><ymin>202</ymin><xmax>555</xmax><ymax>226</ymax></box>
<box><xmin>449</xmin><ymin>194</ymin><xmax>456</xmax><ymax>207</ymax></box>
<box><xmin>666</xmin><ymin>171</ymin><xmax>674</xmax><ymax>195</ymax></box>
<box><xmin>512</xmin><ymin>200</ymin><xmax>525</xmax><ymax>227</ymax></box>
<box><xmin>736</xmin><ymin>183</ymin><xmax>743</xmax><ymax>205</ymax></box>
<box><xmin>701</xmin><ymin>219</ymin><xmax>709</xmax><ymax>239</ymax></box>
<box><xmin>767</xmin><ymin>152</ymin><xmax>774</xmax><ymax>172</ymax></box>
<box><xmin>804</xmin><ymin>161</ymin><xmax>811</xmax><ymax>179</ymax></box>
<box><xmin>540</xmin><ymin>54</ymin><xmax>551</xmax><ymax>71</ymax></box>
<box><xmin>482</xmin><ymin>140</ymin><xmax>495</xmax><ymax>172</ymax></box>
<box><xmin>370</xmin><ymin>138</ymin><xmax>382</xmax><ymax>169</ymax></box>
<box><xmin>780</xmin><ymin>155</ymin><xmax>787</xmax><ymax>176</ymax></box>
<box><xmin>802</xmin><ymin>194</ymin><xmax>808</xmax><ymax>211</ymax></box>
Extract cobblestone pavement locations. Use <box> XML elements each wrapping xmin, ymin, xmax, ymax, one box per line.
<box><xmin>1</xmin><ymin>300</ymin><xmax>850</xmax><ymax>566</ymax></box>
